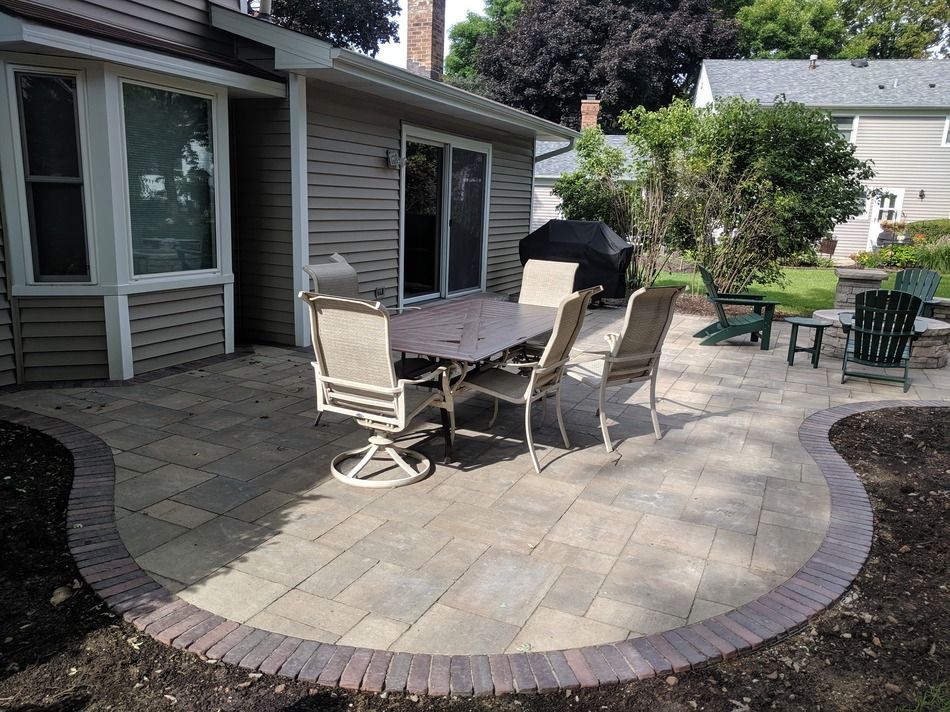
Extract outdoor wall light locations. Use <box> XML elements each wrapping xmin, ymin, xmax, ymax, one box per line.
<box><xmin>919</xmin><ymin>189</ymin><xmax>926</xmax><ymax>200</ymax></box>
<box><xmin>386</xmin><ymin>149</ymin><xmax>404</xmax><ymax>169</ymax></box>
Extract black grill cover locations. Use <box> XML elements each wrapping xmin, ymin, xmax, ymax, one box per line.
<box><xmin>519</xmin><ymin>220</ymin><xmax>633</xmax><ymax>299</ymax></box>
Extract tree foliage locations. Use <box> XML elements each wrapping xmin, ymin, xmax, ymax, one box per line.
<box><xmin>445</xmin><ymin>0</ymin><xmax>522</xmax><ymax>89</ymax></box>
<box><xmin>271</xmin><ymin>0</ymin><xmax>400</xmax><ymax>55</ymax></box>
<box><xmin>736</xmin><ymin>0</ymin><xmax>847</xmax><ymax>58</ymax></box>
<box><xmin>838</xmin><ymin>0</ymin><xmax>949</xmax><ymax>59</ymax></box>
<box><xmin>473</xmin><ymin>0</ymin><xmax>738</xmax><ymax>128</ymax></box>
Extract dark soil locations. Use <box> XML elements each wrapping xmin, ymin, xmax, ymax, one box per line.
<box><xmin>1</xmin><ymin>407</ymin><xmax>947</xmax><ymax>712</ymax></box>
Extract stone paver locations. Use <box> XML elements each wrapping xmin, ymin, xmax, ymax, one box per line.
<box><xmin>7</xmin><ymin>310</ymin><xmax>940</xmax><ymax>667</ymax></box>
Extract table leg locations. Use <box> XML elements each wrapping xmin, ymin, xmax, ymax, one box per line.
<box><xmin>439</xmin><ymin>408</ymin><xmax>453</xmax><ymax>465</ymax></box>
<box><xmin>787</xmin><ymin>323</ymin><xmax>799</xmax><ymax>366</ymax></box>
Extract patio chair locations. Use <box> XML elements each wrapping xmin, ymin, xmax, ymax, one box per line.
<box><xmin>462</xmin><ymin>285</ymin><xmax>603</xmax><ymax>473</ymax></box>
<box><xmin>893</xmin><ymin>268</ymin><xmax>941</xmax><ymax>317</ymax></box>
<box><xmin>567</xmin><ymin>285</ymin><xmax>684</xmax><ymax>452</ymax></box>
<box><xmin>300</xmin><ymin>292</ymin><xmax>454</xmax><ymax>488</ymax></box>
<box><xmin>518</xmin><ymin>259</ymin><xmax>579</xmax><ymax>308</ymax></box>
<box><xmin>841</xmin><ymin>289</ymin><xmax>921</xmax><ymax>393</ymax></box>
<box><xmin>693</xmin><ymin>265</ymin><xmax>777</xmax><ymax>350</ymax></box>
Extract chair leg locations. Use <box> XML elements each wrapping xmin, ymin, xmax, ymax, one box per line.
<box><xmin>555</xmin><ymin>388</ymin><xmax>570</xmax><ymax>450</ymax></box>
<box><xmin>525</xmin><ymin>401</ymin><xmax>541</xmax><ymax>473</ymax></box>
<box><xmin>488</xmin><ymin>398</ymin><xmax>500</xmax><ymax>428</ymax></box>
<box><xmin>598</xmin><ymin>381</ymin><xmax>612</xmax><ymax>453</ymax></box>
<box><xmin>313</xmin><ymin>411</ymin><xmax>323</xmax><ymax>427</ymax></box>
<box><xmin>649</xmin><ymin>369</ymin><xmax>662</xmax><ymax>440</ymax></box>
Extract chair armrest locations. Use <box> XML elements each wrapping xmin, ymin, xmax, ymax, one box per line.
<box><xmin>398</xmin><ymin>365</ymin><xmax>448</xmax><ymax>387</ymax></box>
<box><xmin>712</xmin><ymin>297</ymin><xmax>780</xmax><ymax>307</ymax></box>
<box><xmin>718</xmin><ymin>292</ymin><xmax>764</xmax><ymax>300</ymax></box>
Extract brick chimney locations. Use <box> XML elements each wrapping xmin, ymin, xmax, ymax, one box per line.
<box><xmin>407</xmin><ymin>0</ymin><xmax>445</xmax><ymax>81</ymax></box>
<box><xmin>580</xmin><ymin>95</ymin><xmax>600</xmax><ymax>129</ymax></box>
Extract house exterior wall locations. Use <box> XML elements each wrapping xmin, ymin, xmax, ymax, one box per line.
<box><xmin>17</xmin><ymin>297</ymin><xmax>108</xmax><ymax>382</ymax></box>
<box><xmin>833</xmin><ymin>114</ymin><xmax>950</xmax><ymax>257</ymax></box>
<box><xmin>0</xmin><ymin>201</ymin><xmax>15</xmax><ymax>386</ymax></box>
<box><xmin>232</xmin><ymin>97</ymin><xmax>295</xmax><ymax>345</ymax></box>
<box><xmin>530</xmin><ymin>179</ymin><xmax>561</xmax><ymax>231</ymax></box>
<box><xmin>305</xmin><ymin>80</ymin><xmax>537</xmax><ymax>305</ymax></box>
<box><xmin>3</xmin><ymin>0</ymin><xmax>243</xmax><ymax>64</ymax></box>
<box><xmin>128</xmin><ymin>286</ymin><xmax>225</xmax><ymax>373</ymax></box>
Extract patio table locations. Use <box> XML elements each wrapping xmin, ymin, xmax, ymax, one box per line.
<box><xmin>389</xmin><ymin>297</ymin><xmax>557</xmax><ymax>363</ymax></box>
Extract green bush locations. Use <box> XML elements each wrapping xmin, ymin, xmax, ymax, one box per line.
<box><xmin>906</xmin><ymin>218</ymin><xmax>950</xmax><ymax>244</ymax></box>
<box><xmin>917</xmin><ymin>237</ymin><xmax>950</xmax><ymax>273</ymax></box>
<box><xmin>781</xmin><ymin>247</ymin><xmax>833</xmax><ymax>268</ymax></box>
<box><xmin>852</xmin><ymin>244</ymin><xmax>920</xmax><ymax>268</ymax></box>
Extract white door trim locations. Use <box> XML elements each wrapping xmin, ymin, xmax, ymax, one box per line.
<box><xmin>866</xmin><ymin>188</ymin><xmax>905</xmax><ymax>250</ymax></box>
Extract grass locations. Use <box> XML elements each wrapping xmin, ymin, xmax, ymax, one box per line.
<box><xmin>898</xmin><ymin>683</ymin><xmax>950</xmax><ymax>712</ymax></box>
<box><xmin>655</xmin><ymin>267</ymin><xmax>950</xmax><ymax>317</ymax></box>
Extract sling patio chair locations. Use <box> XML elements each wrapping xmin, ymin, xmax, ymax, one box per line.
<box><xmin>567</xmin><ymin>285</ymin><xmax>684</xmax><ymax>452</ymax></box>
<box><xmin>515</xmin><ymin>259</ymin><xmax>580</xmax><ymax>356</ymax></box>
<box><xmin>893</xmin><ymin>268</ymin><xmax>941</xmax><ymax>317</ymax></box>
<box><xmin>461</xmin><ymin>285</ymin><xmax>603</xmax><ymax>473</ymax></box>
<box><xmin>841</xmin><ymin>289</ymin><xmax>922</xmax><ymax>393</ymax></box>
<box><xmin>693</xmin><ymin>265</ymin><xmax>778</xmax><ymax>350</ymax></box>
<box><xmin>299</xmin><ymin>292</ymin><xmax>454</xmax><ymax>488</ymax></box>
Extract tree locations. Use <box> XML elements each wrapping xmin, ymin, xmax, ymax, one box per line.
<box><xmin>444</xmin><ymin>0</ymin><xmax>522</xmax><ymax>89</ymax></box>
<box><xmin>474</xmin><ymin>0</ymin><xmax>738</xmax><ymax>129</ymax></box>
<box><xmin>271</xmin><ymin>0</ymin><xmax>400</xmax><ymax>56</ymax></box>
<box><xmin>736</xmin><ymin>0</ymin><xmax>847</xmax><ymax>58</ymax></box>
<box><xmin>838</xmin><ymin>0</ymin><xmax>949</xmax><ymax>58</ymax></box>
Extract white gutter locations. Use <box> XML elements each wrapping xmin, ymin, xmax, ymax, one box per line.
<box><xmin>534</xmin><ymin>139</ymin><xmax>575</xmax><ymax>164</ymax></box>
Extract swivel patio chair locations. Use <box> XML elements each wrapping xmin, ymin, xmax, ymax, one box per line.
<box><xmin>567</xmin><ymin>285</ymin><xmax>684</xmax><ymax>452</ymax></box>
<box><xmin>841</xmin><ymin>289</ymin><xmax>921</xmax><ymax>393</ymax></box>
<box><xmin>893</xmin><ymin>268</ymin><xmax>941</xmax><ymax>317</ymax></box>
<box><xmin>300</xmin><ymin>293</ymin><xmax>454</xmax><ymax>488</ymax></box>
<box><xmin>693</xmin><ymin>265</ymin><xmax>777</xmax><ymax>350</ymax></box>
<box><xmin>462</xmin><ymin>285</ymin><xmax>603</xmax><ymax>473</ymax></box>
<box><xmin>518</xmin><ymin>259</ymin><xmax>580</xmax><ymax>307</ymax></box>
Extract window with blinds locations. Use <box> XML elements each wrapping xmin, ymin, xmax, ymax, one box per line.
<box><xmin>15</xmin><ymin>72</ymin><xmax>90</xmax><ymax>282</ymax></box>
<box><xmin>122</xmin><ymin>82</ymin><xmax>216</xmax><ymax>276</ymax></box>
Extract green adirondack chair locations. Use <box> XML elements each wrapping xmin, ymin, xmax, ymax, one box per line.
<box><xmin>893</xmin><ymin>268</ymin><xmax>941</xmax><ymax>317</ymax></box>
<box><xmin>693</xmin><ymin>265</ymin><xmax>778</xmax><ymax>350</ymax></box>
<box><xmin>841</xmin><ymin>289</ymin><xmax>921</xmax><ymax>392</ymax></box>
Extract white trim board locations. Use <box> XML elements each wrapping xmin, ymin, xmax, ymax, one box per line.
<box><xmin>289</xmin><ymin>73</ymin><xmax>311</xmax><ymax>347</ymax></box>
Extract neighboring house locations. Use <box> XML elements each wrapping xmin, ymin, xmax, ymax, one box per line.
<box><xmin>695</xmin><ymin>58</ymin><xmax>950</xmax><ymax>259</ymax></box>
<box><xmin>532</xmin><ymin>134</ymin><xmax>633</xmax><ymax>231</ymax></box>
<box><xmin>0</xmin><ymin>0</ymin><xmax>576</xmax><ymax>386</ymax></box>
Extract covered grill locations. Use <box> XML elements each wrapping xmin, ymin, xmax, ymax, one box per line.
<box><xmin>519</xmin><ymin>220</ymin><xmax>633</xmax><ymax>299</ymax></box>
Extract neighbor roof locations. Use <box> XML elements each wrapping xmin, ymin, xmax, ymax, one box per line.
<box><xmin>535</xmin><ymin>136</ymin><xmax>634</xmax><ymax>178</ymax></box>
<box><xmin>702</xmin><ymin>59</ymin><xmax>950</xmax><ymax>109</ymax></box>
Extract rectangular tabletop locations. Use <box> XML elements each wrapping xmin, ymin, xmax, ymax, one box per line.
<box><xmin>389</xmin><ymin>298</ymin><xmax>558</xmax><ymax>362</ymax></box>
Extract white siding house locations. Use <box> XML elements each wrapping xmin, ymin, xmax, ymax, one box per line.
<box><xmin>695</xmin><ymin>59</ymin><xmax>950</xmax><ymax>259</ymax></box>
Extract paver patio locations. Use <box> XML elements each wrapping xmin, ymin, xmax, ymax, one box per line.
<box><xmin>3</xmin><ymin>309</ymin><xmax>948</xmax><ymax>656</ymax></box>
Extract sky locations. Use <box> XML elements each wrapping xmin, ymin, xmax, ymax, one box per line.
<box><xmin>373</xmin><ymin>0</ymin><xmax>486</xmax><ymax>69</ymax></box>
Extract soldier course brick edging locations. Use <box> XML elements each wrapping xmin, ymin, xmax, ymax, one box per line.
<box><xmin>4</xmin><ymin>399</ymin><xmax>933</xmax><ymax>696</ymax></box>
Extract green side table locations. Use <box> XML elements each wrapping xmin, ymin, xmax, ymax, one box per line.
<box><xmin>786</xmin><ymin>316</ymin><xmax>833</xmax><ymax>368</ymax></box>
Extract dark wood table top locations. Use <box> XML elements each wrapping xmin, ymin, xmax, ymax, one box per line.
<box><xmin>389</xmin><ymin>298</ymin><xmax>558</xmax><ymax>362</ymax></box>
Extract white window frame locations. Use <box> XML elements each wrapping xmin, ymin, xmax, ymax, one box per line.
<box><xmin>398</xmin><ymin>124</ymin><xmax>492</xmax><ymax>307</ymax></box>
<box><xmin>115</xmin><ymin>74</ymin><xmax>227</xmax><ymax>283</ymax></box>
<box><xmin>1</xmin><ymin>62</ymin><xmax>98</xmax><ymax>285</ymax></box>
<box><xmin>832</xmin><ymin>114</ymin><xmax>858</xmax><ymax>145</ymax></box>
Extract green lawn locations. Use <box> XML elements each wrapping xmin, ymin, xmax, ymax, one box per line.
<box><xmin>655</xmin><ymin>268</ymin><xmax>950</xmax><ymax>317</ymax></box>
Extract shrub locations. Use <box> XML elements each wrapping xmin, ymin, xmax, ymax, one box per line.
<box><xmin>781</xmin><ymin>247</ymin><xmax>833</xmax><ymax>268</ymax></box>
<box><xmin>852</xmin><ymin>244</ymin><xmax>920</xmax><ymax>268</ymax></box>
<box><xmin>906</xmin><ymin>218</ymin><xmax>950</xmax><ymax>244</ymax></box>
<box><xmin>917</xmin><ymin>237</ymin><xmax>950</xmax><ymax>273</ymax></box>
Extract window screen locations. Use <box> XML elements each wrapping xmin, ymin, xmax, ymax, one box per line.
<box><xmin>15</xmin><ymin>72</ymin><xmax>89</xmax><ymax>281</ymax></box>
<box><xmin>123</xmin><ymin>83</ymin><xmax>216</xmax><ymax>275</ymax></box>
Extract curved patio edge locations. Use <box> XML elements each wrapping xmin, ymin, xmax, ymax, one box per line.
<box><xmin>5</xmin><ymin>400</ymin><xmax>938</xmax><ymax>696</ymax></box>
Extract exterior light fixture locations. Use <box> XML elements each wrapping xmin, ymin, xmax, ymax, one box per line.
<box><xmin>919</xmin><ymin>189</ymin><xmax>926</xmax><ymax>200</ymax></box>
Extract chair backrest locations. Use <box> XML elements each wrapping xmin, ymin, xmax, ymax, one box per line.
<box><xmin>303</xmin><ymin>253</ymin><xmax>361</xmax><ymax>299</ymax></box>
<box><xmin>299</xmin><ymin>292</ymin><xmax>403</xmax><ymax>423</ymax></box>
<box><xmin>893</xmin><ymin>268</ymin><xmax>941</xmax><ymax>315</ymax></box>
<box><xmin>851</xmin><ymin>289</ymin><xmax>921</xmax><ymax>366</ymax></box>
<box><xmin>537</xmin><ymin>286</ymin><xmax>603</xmax><ymax>380</ymax></box>
<box><xmin>697</xmin><ymin>265</ymin><xmax>729</xmax><ymax>328</ymax></box>
<box><xmin>608</xmin><ymin>285</ymin><xmax>684</xmax><ymax>381</ymax></box>
<box><xmin>518</xmin><ymin>260</ymin><xmax>580</xmax><ymax>308</ymax></box>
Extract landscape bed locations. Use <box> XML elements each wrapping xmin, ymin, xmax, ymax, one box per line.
<box><xmin>0</xmin><ymin>405</ymin><xmax>947</xmax><ymax>711</ymax></box>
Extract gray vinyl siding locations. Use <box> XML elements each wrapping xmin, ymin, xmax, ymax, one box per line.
<box><xmin>306</xmin><ymin>80</ymin><xmax>536</xmax><ymax>305</ymax></box>
<box><xmin>0</xmin><ymin>203</ymin><xmax>15</xmax><ymax>386</ymax></box>
<box><xmin>530</xmin><ymin>180</ymin><xmax>561</xmax><ymax>232</ymax></box>
<box><xmin>833</xmin><ymin>114</ymin><xmax>950</xmax><ymax>257</ymax></box>
<box><xmin>128</xmin><ymin>286</ymin><xmax>225</xmax><ymax>374</ymax></box>
<box><xmin>5</xmin><ymin>0</ymin><xmax>238</xmax><ymax>63</ymax></box>
<box><xmin>232</xmin><ymin>98</ymin><xmax>295</xmax><ymax>345</ymax></box>
<box><xmin>17</xmin><ymin>297</ymin><xmax>108</xmax><ymax>382</ymax></box>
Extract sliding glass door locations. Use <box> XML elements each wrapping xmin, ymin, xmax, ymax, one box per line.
<box><xmin>402</xmin><ymin>130</ymin><xmax>490</xmax><ymax>304</ymax></box>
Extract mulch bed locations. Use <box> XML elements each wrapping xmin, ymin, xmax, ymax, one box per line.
<box><xmin>1</xmin><ymin>406</ymin><xmax>947</xmax><ymax>711</ymax></box>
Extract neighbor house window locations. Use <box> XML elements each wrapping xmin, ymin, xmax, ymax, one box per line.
<box><xmin>122</xmin><ymin>82</ymin><xmax>216</xmax><ymax>276</ymax></box>
<box><xmin>834</xmin><ymin>116</ymin><xmax>856</xmax><ymax>144</ymax></box>
<box><xmin>15</xmin><ymin>71</ymin><xmax>90</xmax><ymax>282</ymax></box>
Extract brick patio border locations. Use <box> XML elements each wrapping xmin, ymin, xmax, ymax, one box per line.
<box><xmin>4</xmin><ymin>399</ymin><xmax>937</xmax><ymax>696</ymax></box>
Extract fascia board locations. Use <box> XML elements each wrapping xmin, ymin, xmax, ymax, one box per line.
<box><xmin>210</xmin><ymin>5</ymin><xmax>332</xmax><ymax>69</ymax></box>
